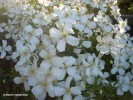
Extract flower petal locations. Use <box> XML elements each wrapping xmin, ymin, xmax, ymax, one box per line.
<box><xmin>89</xmin><ymin>21</ymin><xmax>96</xmax><ymax>29</ymax></box>
<box><xmin>49</xmin><ymin>27</ymin><xmax>61</xmax><ymax>38</ymax></box>
<box><xmin>52</xmin><ymin>67</ymin><xmax>66</xmax><ymax>80</ymax></box>
<box><xmin>82</xmin><ymin>41</ymin><xmax>92</xmax><ymax>48</ymax></box>
<box><xmin>57</xmin><ymin>39</ymin><xmax>66</xmax><ymax>52</ymax></box>
<box><xmin>87</xmin><ymin>76</ymin><xmax>95</xmax><ymax>84</ymax></box>
<box><xmin>70</xmin><ymin>86</ymin><xmax>81</xmax><ymax>95</ymax></box>
<box><xmin>5</xmin><ymin>45</ymin><xmax>12</xmax><ymax>51</ymax></box>
<box><xmin>66</xmin><ymin>35</ymin><xmax>79</xmax><ymax>46</ymax></box>
<box><xmin>27</xmin><ymin>76</ymin><xmax>38</xmax><ymax>86</ymax></box>
<box><xmin>2</xmin><ymin>40</ymin><xmax>7</xmax><ymax>47</ymax></box>
<box><xmin>118</xmin><ymin>68</ymin><xmax>125</xmax><ymax>75</ymax></box>
<box><xmin>1</xmin><ymin>51</ymin><xmax>6</xmax><ymax>58</ymax></box>
<box><xmin>25</xmin><ymin>25</ymin><xmax>33</xmax><ymax>33</ymax></box>
<box><xmin>34</xmin><ymin>28</ymin><xmax>43</xmax><ymax>36</ymax></box>
<box><xmin>54</xmin><ymin>86</ymin><xmax>65</xmax><ymax>96</ymax></box>
<box><xmin>111</xmin><ymin>67</ymin><xmax>118</xmax><ymax>74</ymax></box>
<box><xmin>13</xmin><ymin>77</ymin><xmax>22</xmax><ymax>84</ymax></box>
<box><xmin>63</xmin><ymin>93</ymin><xmax>72</xmax><ymax>100</ymax></box>
<box><xmin>31</xmin><ymin>85</ymin><xmax>45</xmax><ymax>98</ymax></box>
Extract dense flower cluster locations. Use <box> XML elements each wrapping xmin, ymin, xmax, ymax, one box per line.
<box><xmin>0</xmin><ymin>0</ymin><xmax>133</xmax><ymax>99</ymax></box>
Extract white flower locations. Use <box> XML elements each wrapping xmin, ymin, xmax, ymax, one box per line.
<box><xmin>15</xmin><ymin>41</ymin><xmax>35</xmax><ymax>66</ymax></box>
<box><xmin>96</xmin><ymin>35</ymin><xmax>119</xmax><ymax>54</ymax></box>
<box><xmin>32</xmin><ymin>12</ymin><xmax>48</xmax><ymax>26</ymax></box>
<box><xmin>111</xmin><ymin>66</ymin><xmax>125</xmax><ymax>75</ymax></box>
<box><xmin>116</xmin><ymin>75</ymin><xmax>130</xmax><ymax>95</ymax></box>
<box><xmin>98</xmin><ymin>72</ymin><xmax>109</xmax><ymax>85</ymax></box>
<box><xmin>52</xmin><ymin>56</ymin><xmax>80</xmax><ymax>81</ymax></box>
<box><xmin>39</xmin><ymin>45</ymin><xmax>56</xmax><ymax>63</ymax></box>
<box><xmin>24</xmin><ymin>25</ymin><xmax>43</xmax><ymax>45</ymax></box>
<box><xmin>0</xmin><ymin>40</ymin><xmax>12</xmax><ymax>58</ymax></box>
<box><xmin>54</xmin><ymin>77</ymin><xmax>82</xmax><ymax>100</ymax></box>
<box><xmin>49</xmin><ymin>23</ymin><xmax>79</xmax><ymax>52</ymax></box>
<box><xmin>82</xmin><ymin>54</ymin><xmax>104</xmax><ymax>77</ymax></box>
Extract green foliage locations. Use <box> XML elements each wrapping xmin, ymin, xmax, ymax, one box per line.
<box><xmin>118</xmin><ymin>0</ymin><xmax>133</xmax><ymax>15</ymax></box>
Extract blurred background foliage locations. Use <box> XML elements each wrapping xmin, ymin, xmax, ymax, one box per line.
<box><xmin>118</xmin><ymin>0</ymin><xmax>133</xmax><ymax>15</ymax></box>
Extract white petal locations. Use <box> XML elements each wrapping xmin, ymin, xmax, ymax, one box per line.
<box><xmin>57</xmin><ymin>39</ymin><xmax>66</xmax><ymax>52</ymax></box>
<box><xmin>117</xmin><ymin>88</ymin><xmax>124</xmax><ymax>95</ymax></box>
<box><xmin>17</xmin><ymin>58</ymin><xmax>27</xmax><ymax>66</ymax></box>
<box><xmin>31</xmin><ymin>85</ymin><xmax>44</xmax><ymax>97</ymax></box>
<box><xmin>2</xmin><ymin>40</ymin><xmax>7</xmax><ymax>47</ymax></box>
<box><xmin>40</xmin><ymin>61</ymin><xmax>50</xmax><ymax>71</ymax></box>
<box><xmin>65</xmin><ymin>77</ymin><xmax>72</xmax><ymax>87</ymax></box>
<box><xmin>37</xmin><ymin>92</ymin><xmax>46</xmax><ymax>100</ymax></box>
<box><xmin>1</xmin><ymin>51</ymin><xmax>6</xmax><ymax>58</ymax></box>
<box><xmin>30</xmin><ymin>36</ymin><xmax>39</xmax><ymax>45</ymax></box>
<box><xmin>54</xmin><ymin>86</ymin><xmax>65</xmax><ymax>96</ymax></box>
<box><xmin>100</xmin><ymin>46</ymin><xmax>109</xmax><ymax>54</ymax></box>
<box><xmin>87</xmin><ymin>76</ymin><xmax>95</xmax><ymax>84</ymax></box>
<box><xmin>111</xmin><ymin>67</ymin><xmax>118</xmax><ymax>74</ymax></box>
<box><xmin>49</xmin><ymin>27</ymin><xmax>61</xmax><ymax>38</ymax></box>
<box><xmin>65</xmin><ymin>57</ymin><xmax>76</xmax><ymax>66</ymax></box>
<box><xmin>34</xmin><ymin>28</ymin><xmax>43</xmax><ymax>36</ymax></box>
<box><xmin>5</xmin><ymin>45</ymin><xmax>12</xmax><ymax>51</ymax></box>
<box><xmin>87</xmin><ymin>55</ymin><xmax>93</xmax><ymax>62</ymax></box>
<box><xmin>104</xmin><ymin>72</ymin><xmax>109</xmax><ymax>78</ymax></box>
<box><xmin>28</xmin><ymin>44</ymin><xmax>36</xmax><ymax>53</ymax></box>
<box><xmin>89</xmin><ymin>21</ymin><xmax>96</xmax><ymax>29</ymax></box>
<box><xmin>67</xmin><ymin>67</ymin><xmax>76</xmax><ymax>77</ymax></box>
<box><xmin>86</xmin><ymin>68</ymin><xmax>91</xmax><ymax>77</ymax></box>
<box><xmin>63</xmin><ymin>93</ymin><xmax>72</xmax><ymax>100</ymax></box>
<box><xmin>84</xmin><ymin>28</ymin><xmax>93</xmax><ymax>36</ymax></box>
<box><xmin>103</xmin><ymin>25</ymin><xmax>112</xmax><ymax>32</ymax></box>
<box><xmin>82</xmin><ymin>41</ymin><xmax>92</xmax><ymax>48</ymax></box>
<box><xmin>64</xmin><ymin>24</ymin><xmax>74</xmax><ymax>34</ymax></box>
<box><xmin>5</xmin><ymin>34</ymin><xmax>11</xmax><ymax>39</ymax></box>
<box><xmin>39</xmin><ymin>50</ymin><xmax>47</xmax><ymax>58</ymax></box>
<box><xmin>123</xmin><ymin>76</ymin><xmax>130</xmax><ymax>84</ymax></box>
<box><xmin>118</xmin><ymin>68</ymin><xmax>125</xmax><ymax>75</ymax></box>
<box><xmin>13</xmin><ymin>77</ymin><xmax>22</xmax><ymax>84</ymax></box>
<box><xmin>47</xmin><ymin>85</ymin><xmax>55</xmax><ymax>97</ymax></box>
<box><xmin>24</xmin><ymin>81</ymin><xmax>30</xmax><ymax>91</ymax></box>
<box><xmin>82</xmin><ymin>59</ymin><xmax>89</xmax><ymax>67</ymax></box>
<box><xmin>121</xmin><ymin>61</ymin><xmax>130</xmax><ymax>69</ymax></box>
<box><xmin>70</xmin><ymin>86</ymin><xmax>81</xmax><ymax>95</ymax></box>
<box><xmin>27</xmin><ymin>76</ymin><xmax>38</xmax><ymax>86</ymax></box>
<box><xmin>83</xmin><ymin>0</ymin><xmax>90</xmax><ymax>4</ymax></box>
<box><xmin>122</xmin><ymin>85</ymin><xmax>129</xmax><ymax>92</ymax></box>
<box><xmin>66</xmin><ymin>35</ymin><xmax>79</xmax><ymax>46</ymax></box>
<box><xmin>76</xmin><ymin>24</ymin><xmax>84</xmax><ymax>32</ymax></box>
<box><xmin>25</xmin><ymin>25</ymin><xmax>33</xmax><ymax>33</ymax></box>
<box><xmin>74</xmin><ymin>95</ymin><xmax>84</xmax><ymax>100</ymax></box>
<box><xmin>52</xmin><ymin>67</ymin><xmax>66</xmax><ymax>80</ymax></box>
<box><xmin>52</xmin><ymin>57</ymin><xmax>64</xmax><ymax>67</ymax></box>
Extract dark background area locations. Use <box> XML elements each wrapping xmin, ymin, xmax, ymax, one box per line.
<box><xmin>118</xmin><ymin>0</ymin><xmax>133</xmax><ymax>36</ymax></box>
